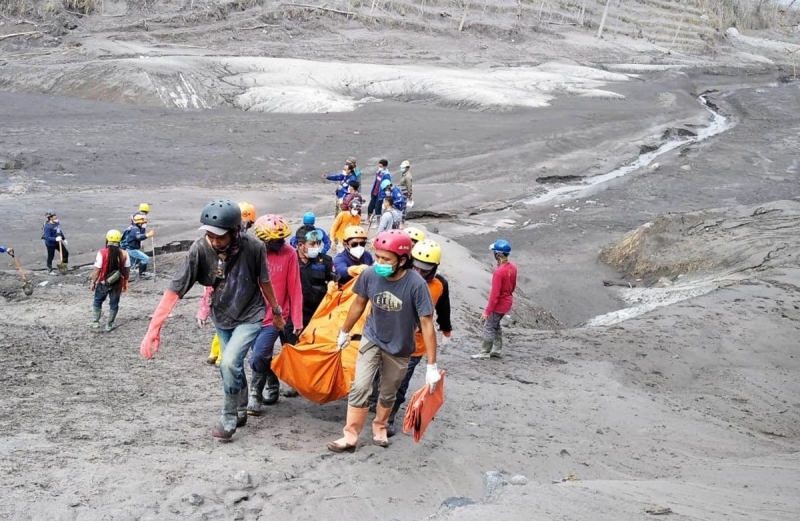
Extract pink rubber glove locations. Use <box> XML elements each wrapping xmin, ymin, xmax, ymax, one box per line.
<box><xmin>140</xmin><ymin>290</ymin><xmax>180</xmax><ymax>359</ymax></box>
<box><xmin>196</xmin><ymin>286</ymin><xmax>213</xmax><ymax>326</ymax></box>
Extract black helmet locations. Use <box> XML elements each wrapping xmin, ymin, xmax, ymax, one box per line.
<box><xmin>199</xmin><ymin>199</ymin><xmax>242</xmax><ymax>235</ymax></box>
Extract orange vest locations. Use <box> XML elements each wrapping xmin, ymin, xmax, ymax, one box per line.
<box><xmin>413</xmin><ymin>277</ymin><xmax>444</xmax><ymax>357</ymax></box>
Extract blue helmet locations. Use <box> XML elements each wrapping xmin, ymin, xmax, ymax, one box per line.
<box><xmin>303</xmin><ymin>212</ymin><xmax>316</xmax><ymax>226</ymax></box>
<box><xmin>380</xmin><ymin>179</ymin><xmax>392</xmax><ymax>191</ymax></box>
<box><xmin>490</xmin><ymin>239</ymin><xmax>511</xmax><ymax>255</ymax></box>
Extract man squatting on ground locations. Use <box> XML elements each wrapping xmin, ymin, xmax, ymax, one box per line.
<box><xmin>327</xmin><ymin>229</ymin><xmax>442</xmax><ymax>452</ymax></box>
<box><xmin>139</xmin><ymin>199</ymin><xmax>285</xmax><ymax>441</ymax></box>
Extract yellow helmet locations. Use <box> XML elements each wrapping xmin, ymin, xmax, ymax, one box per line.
<box><xmin>106</xmin><ymin>229</ymin><xmax>123</xmax><ymax>244</ymax></box>
<box><xmin>412</xmin><ymin>239</ymin><xmax>442</xmax><ymax>265</ymax></box>
<box><xmin>238</xmin><ymin>202</ymin><xmax>257</xmax><ymax>223</ymax></box>
<box><xmin>133</xmin><ymin>214</ymin><xmax>147</xmax><ymax>224</ymax></box>
<box><xmin>253</xmin><ymin>214</ymin><xmax>291</xmax><ymax>241</ymax></box>
<box><xmin>343</xmin><ymin>225</ymin><xmax>368</xmax><ymax>241</ymax></box>
<box><xmin>139</xmin><ymin>203</ymin><xmax>150</xmax><ymax>213</ymax></box>
<box><xmin>405</xmin><ymin>227</ymin><xmax>425</xmax><ymax>243</ymax></box>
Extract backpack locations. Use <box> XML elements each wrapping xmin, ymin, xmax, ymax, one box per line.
<box><xmin>120</xmin><ymin>227</ymin><xmax>132</xmax><ymax>249</ymax></box>
<box><xmin>390</xmin><ymin>209</ymin><xmax>402</xmax><ymax>230</ymax></box>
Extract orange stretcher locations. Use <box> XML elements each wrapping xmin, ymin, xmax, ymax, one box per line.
<box><xmin>403</xmin><ymin>370</ymin><xmax>445</xmax><ymax>442</ymax></box>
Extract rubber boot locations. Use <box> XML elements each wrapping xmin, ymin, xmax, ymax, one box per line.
<box><xmin>88</xmin><ymin>307</ymin><xmax>101</xmax><ymax>329</ymax></box>
<box><xmin>247</xmin><ymin>371</ymin><xmax>268</xmax><ymax>416</ymax></box>
<box><xmin>206</xmin><ymin>334</ymin><xmax>220</xmax><ymax>365</ymax></box>
<box><xmin>237</xmin><ymin>385</ymin><xmax>248</xmax><ymax>428</ymax></box>
<box><xmin>372</xmin><ymin>404</ymin><xmax>393</xmax><ymax>447</ymax></box>
<box><xmin>471</xmin><ymin>339</ymin><xmax>493</xmax><ymax>359</ymax></box>
<box><xmin>490</xmin><ymin>330</ymin><xmax>503</xmax><ymax>358</ymax></box>
<box><xmin>263</xmin><ymin>360</ymin><xmax>280</xmax><ymax>405</ymax></box>
<box><xmin>105</xmin><ymin>309</ymin><xmax>118</xmax><ymax>332</ymax></box>
<box><xmin>212</xmin><ymin>392</ymin><xmax>239</xmax><ymax>440</ymax></box>
<box><xmin>327</xmin><ymin>406</ymin><xmax>368</xmax><ymax>453</ymax></box>
<box><xmin>386</xmin><ymin>405</ymin><xmax>400</xmax><ymax>438</ymax></box>
<box><xmin>367</xmin><ymin>373</ymin><xmax>380</xmax><ymax>413</ymax></box>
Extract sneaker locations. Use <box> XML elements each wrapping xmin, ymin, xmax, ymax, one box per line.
<box><xmin>470</xmin><ymin>352</ymin><xmax>491</xmax><ymax>360</ymax></box>
<box><xmin>48</xmin><ymin>269</ymin><xmax>58</xmax><ymax>276</ymax></box>
<box><xmin>140</xmin><ymin>272</ymin><xmax>153</xmax><ymax>279</ymax></box>
<box><xmin>489</xmin><ymin>352</ymin><xmax>502</xmax><ymax>359</ymax></box>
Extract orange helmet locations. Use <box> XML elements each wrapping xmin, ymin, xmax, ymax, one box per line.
<box><xmin>238</xmin><ymin>202</ymin><xmax>256</xmax><ymax>223</ymax></box>
<box><xmin>253</xmin><ymin>214</ymin><xmax>291</xmax><ymax>241</ymax></box>
<box><xmin>343</xmin><ymin>225</ymin><xmax>367</xmax><ymax>241</ymax></box>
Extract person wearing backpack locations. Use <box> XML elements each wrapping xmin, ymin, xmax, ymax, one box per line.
<box><xmin>377</xmin><ymin>195</ymin><xmax>402</xmax><ymax>234</ymax></box>
<box><xmin>123</xmin><ymin>214</ymin><xmax>154</xmax><ymax>278</ymax></box>
<box><xmin>42</xmin><ymin>209</ymin><xmax>68</xmax><ymax>275</ymax></box>
<box><xmin>322</xmin><ymin>159</ymin><xmax>360</xmax><ymax>215</ymax></box>
<box><xmin>89</xmin><ymin>230</ymin><xmax>131</xmax><ymax>331</ymax></box>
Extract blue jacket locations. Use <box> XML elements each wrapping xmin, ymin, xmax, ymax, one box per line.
<box><xmin>0</xmin><ymin>245</ymin><xmax>7</xmax><ymax>254</ymax></box>
<box><xmin>372</xmin><ymin>169</ymin><xmax>392</xmax><ymax>200</ymax></box>
<box><xmin>123</xmin><ymin>223</ymin><xmax>148</xmax><ymax>251</ymax></box>
<box><xmin>325</xmin><ymin>171</ymin><xmax>361</xmax><ymax>199</ymax></box>
<box><xmin>389</xmin><ymin>186</ymin><xmax>406</xmax><ymax>212</ymax></box>
<box><xmin>43</xmin><ymin>222</ymin><xmax>65</xmax><ymax>248</ymax></box>
<box><xmin>333</xmin><ymin>250</ymin><xmax>374</xmax><ymax>285</ymax></box>
<box><xmin>289</xmin><ymin>226</ymin><xmax>332</xmax><ymax>255</ymax></box>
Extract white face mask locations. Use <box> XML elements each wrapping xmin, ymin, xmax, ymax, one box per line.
<box><xmin>350</xmin><ymin>209</ymin><xmax>359</xmax><ymax>216</ymax></box>
<box><xmin>306</xmin><ymin>247</ymin><xmax>320</xmax><ymax>259</ymax></box>
<box><xmin>349</xmin><ymin>245</ymin><xmax>365</xmax><ymax>259</ymax></box>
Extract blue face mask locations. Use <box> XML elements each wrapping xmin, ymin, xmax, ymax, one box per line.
<box><xmin>374</xmin><ymin>263</ymin><xmax>395</xmax><ymax>278</ymax></box>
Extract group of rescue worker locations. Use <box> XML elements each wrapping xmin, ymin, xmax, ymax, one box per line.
<box><xmin>133</xmin><ymin>191</ymin><xmax>516</xmax><ymax>447</ymax></box>
<box><xmin>2</xmin><ymin>155</ymin><xmax>517</xmax><ymax>449</ymax></box>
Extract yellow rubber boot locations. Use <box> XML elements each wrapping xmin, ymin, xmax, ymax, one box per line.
<box><xmin>207</xmin><ymin>333</ymin><xmax>221</xmax><ymax>365</ymax></box>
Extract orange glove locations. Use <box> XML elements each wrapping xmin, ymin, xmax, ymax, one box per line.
<box><xmin>140</xmin><ymin>290</ymin><xmax>180</xmax><ymax>359</ymax></box>
<box><xmin>347</xmin><ymin>264</ymin><xmax>367</xmax><ymax>277</ymax></box>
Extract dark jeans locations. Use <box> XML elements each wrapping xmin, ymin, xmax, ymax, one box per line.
<box><xmin>367</xmin><ymin>196</ymin><xmax>382</xmax><ymax>217</ymax></box>
<box><xmin>46</xmin><ymin>243</ymin><xmax>69</xmax><ymax>269</ymax></box>
<box><xmin>93</xmin><ymin>283</ymin><xmax>121</xmax><ymax>311</ymax></box>
<box><xmin>369</xmin><ymin>355</ymin><xmax>422</xmax><ymax>416</ymax></box>
<box><xmin>250</xmin><ymin>320</ymin><xmax>296</xmax><ymax>374</ymax></box>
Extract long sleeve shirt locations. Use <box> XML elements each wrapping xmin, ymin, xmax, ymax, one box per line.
<box><xmin>485</xmin><ymin>261</ymin><xmax>517</xmax><ymax>315</ymax></box>
<box><xmin>399</xmin><ymin>172</ymin><xmax>413</xmax><ymax>199</ymax></box>
<box><xmin>43</xmin><ymin>222</ymin><xmax>65</xmax><ymax>248</ymax></box>
<box><xmin>263</xmin><ymin>244</ymin><xmax>304</xmax><ymax>329</ymax></box>
<box><xmin>330</xmin><ymin>212</ymin><xmax>362</xmax><ymax>243</ymax></box>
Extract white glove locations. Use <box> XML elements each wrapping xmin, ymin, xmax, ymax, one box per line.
<box><xmin>196</xmin><ymin>317</ymin><xmax>208</xmax><ymax>328</ymax></box>
<box><xmin>426</xmin><ymin>363</ymin><xmax>441</xmax><ymax>393</ymax></box>
<box><xmin>62</xmin><ymin>240</ymin><xmax>68</xmax><ymax>246</ymax></box>
<box><xmin>439</xmin><ymin>335</ymin><xmax>450</xmax><ymax>352</ymax></box>
<box><xmin>55</xmin><ymin>236</ymin><xmax>63</xmax><ymax>242</ymax></box>
<box><xmin>337</xmin><ymin>330</ymin><xmax>350</xmax><ymax>351</ymax></box>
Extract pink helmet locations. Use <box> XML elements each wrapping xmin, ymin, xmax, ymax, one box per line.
<box><xmin>372</xmin><ymin>230</ymin><xmax>413</xmax><ymax>259</ymax></box>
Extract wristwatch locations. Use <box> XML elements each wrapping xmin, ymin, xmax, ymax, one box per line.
<box><xmin>272</xmin><ymin>306</ymin><xmax>283</xmax><ymax>316</ymax></box>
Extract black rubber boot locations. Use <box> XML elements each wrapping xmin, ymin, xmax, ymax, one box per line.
<box><xmin>263</xmin><ymin>359</ymin><xmax>280</xmax><ymax>405</ymax></box>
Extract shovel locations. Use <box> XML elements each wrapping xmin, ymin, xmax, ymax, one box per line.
<box><xmin>9</xmin><ymin>251</ymin><xmax>34</xmax><ymax>296</ymax></box>
<box><xmin>57</xmin><ymin>241</ymin><xmax>68</xmax><ymax>275</ymax></box>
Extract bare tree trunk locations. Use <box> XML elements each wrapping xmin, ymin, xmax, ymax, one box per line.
<box><xmin>668</xmin><ymin>1</ymin><xmax>686</xmax><ymax>53</ymax></box>
<box><xmin>596</xmin><ymin>0</ymin><xmax>612</xmax><ymax>38</ymax></box>
<box><xmin>577</xmin><ymin>0</ymin><xmax>586</xmax><ymax>26</ymax></box>
<box><xmin>458</xmin><ymin>1</ymin><xmax>469</xmax><ymax>31</ymax></box>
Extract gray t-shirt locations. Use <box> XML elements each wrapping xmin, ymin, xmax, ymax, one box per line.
<box><xmin>169</xmin><ymin>234</ymin><xmax>270</xmax><ymax>329</ymax></box>
<box><xmin>354</xmin><ymin>266</ymin><xmax>435</xmax><ymax>357</ymax></box>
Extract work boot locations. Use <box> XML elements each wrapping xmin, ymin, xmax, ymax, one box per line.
<box><xmin>263</xmin><ymin>362</ymin><xmax>280</xmax><ymax>405</ymax></box>
<box><xmin>386</xmin><ymin>405</ymin><xmax>400</xmax><ymax>438</ymax></box>
<box><xmin>247</xmin><ymin>371</ymin><xmax>268</xmax><ymax>416</ymax></box>
<box><xmin>237</xmin><ymin>386</ymin><xmax>248</xmax><ymax>427</ymax></box>
<box><xmin>372</xmin><ymin>403</ymin><xmax>393</xmax><ymax>448</ymax></box>
<box><xmin>470</xmin><ymin>340</ymin><xmax>493</xmax><ymax>359</ymax></box>
<box><xmin>105</xmin><ymin>309</ymin><xmax>118</xmax><ymax>332</ymax></box>
<box><xmin>88</xmin><ymin>307</ymin><xmax>101</xmax><ymax>329</ymax></box>
<box><xmin>490</xmin><ymin>331</ymin><xmax>503</xmax><ymax>358</ymax></box>
<box><xmin>327</xmin><ymin>406</ymin><xmax>368</xmax><ymax>453</ymax></box>
<box><xmin>212</xmin><ymin>392</ymin><xmax>240</xmax><ymax>440</ymax></box>
<box><xmin>139</xmin><ymin>264</ymin><xmax>152</xmax><ymax>278</ymax></box>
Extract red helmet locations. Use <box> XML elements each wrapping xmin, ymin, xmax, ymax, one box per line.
<box><xmin>372</xmin><ymin>230</ymin><xmax>413</xmax><ymax>259</ymax></box>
